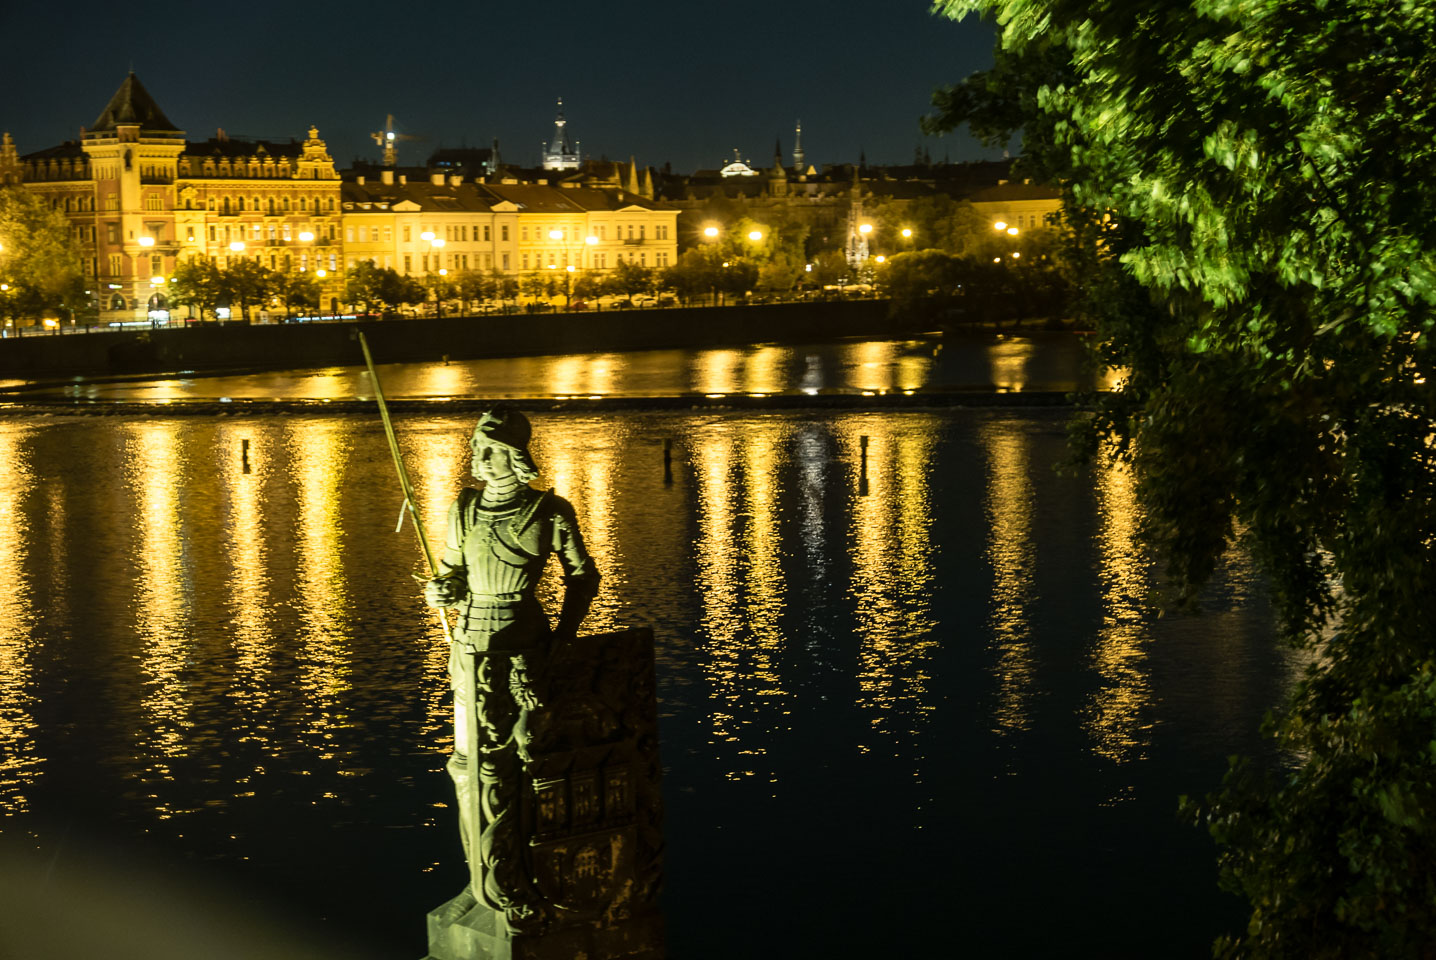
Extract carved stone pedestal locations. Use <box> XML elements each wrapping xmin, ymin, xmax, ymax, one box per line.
<box><xmin>424</xmin><ymin>888</ymin><xmax>665</xmax><ymax>960</ymax></box>
<box><xmin>423</xmin><ymin>628</ymin><xmax>666</xmax><ymax>960</ymax></box>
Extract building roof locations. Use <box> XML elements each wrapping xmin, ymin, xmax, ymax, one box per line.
<box><xmin>965</xmin><ymin>182</ymin><xmax>1062</xmax><ymax>202</ymax></box>
<box><xmin>341</xmin><ymin>179</ymin><xmax>498</xmax><ymax>213</ymax></box>
<box><xmin>90</xmin><ymin>73</ymin><xmax>181</xmax><ymax>134</ymax></box>
<box><xmin>20</xmin><ymin>141</ymin><xmax>84</xmax><ymax>161</ymax></box>
<box><xmin>480</xmin><ymin>183</ymin><xmax>588</xmax><ymax>213</ymax></box>
<box><xmin>186</xmin><ymin>136</ymin><xmax>305</xmax><ymax>160</ymax></box>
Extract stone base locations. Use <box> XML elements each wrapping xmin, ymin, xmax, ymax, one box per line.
<box><xmin>423</xmin><ymin>888</ymin><xmax>665</xmax><ymax>960</ymax></box>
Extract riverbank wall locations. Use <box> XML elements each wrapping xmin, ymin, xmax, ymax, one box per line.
<box><xmin>0</xmin><ymin>300</ymin><xmax>930</xmax><ymax>381</ymax></box>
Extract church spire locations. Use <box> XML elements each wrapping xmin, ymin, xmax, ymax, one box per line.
<box><xmin>541</xmin><ymin>97</ymin><xmax>581</xmax><ymax>171</ymax></box>
<box><xmin>792</xmin><ymin>119</ymin><xmax>805</xmax><ymax>174</ymax></box>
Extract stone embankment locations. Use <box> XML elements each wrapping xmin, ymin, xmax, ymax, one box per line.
<box><xmin>0</xmin><ymin>301</ymin><xmax>917</xmax><ymax>381</ymax></box>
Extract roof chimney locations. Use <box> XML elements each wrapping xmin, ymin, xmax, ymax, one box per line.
<box><xmin>356</xmin><ymin>175</ymin><xmax>365</xmax><ymax>185</ymax></box>
<box><xmin>381</xmin><ymin>169</ymin><xmax>394</xmax><ymax>185</ymax></box>
<box><xmin>398</xmin><ymin>174</ymin><xmax>407</xmax><ymax>185</ymax></box>
<box><xmin>431</xmin><ymin>172</ymin><xmax>445</xmax><ymax>186</ymax></box>
<box><xmin>449</xmin><ymin>174</ymin><xmax>463</xmax><ymax>187</ymax></box>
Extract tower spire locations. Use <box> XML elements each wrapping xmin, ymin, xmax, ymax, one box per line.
<box><xmin>542</xmin><ymin>98</ymin><xmax>581</xmax><ymax>171</ymax></box>
<box><xmin>792</xmin><ymin>119</ymin><xmax>805</xmax><ymax>174</ymax></box>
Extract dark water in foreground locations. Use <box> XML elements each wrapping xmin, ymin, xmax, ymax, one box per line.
<box><xmin>0</xmin><ymin>409</ymin><xmax>1288</xmax><ymax>958</ymax></box>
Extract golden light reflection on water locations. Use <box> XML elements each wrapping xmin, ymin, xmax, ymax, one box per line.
<box><xmin>847</xmin><ymin>416</ymin><xmax>939</xmax><ymax>757</ymax></box>
<box><xmin>694</xmin><ymin>350</ymin><xmax>741</xmax><ymax>395</ymax></box>
<box><xmin>217</xmin><ymin>423</ymin><xmax>278</xmax><ymax>755</ymax></box>
<box><xmin>1084</xmin><ymin>458</ymin><xmax>1154</xmax><ymax>764</ymax></box>
<box><xmin>531</xmin><ymin>423</ymin><xmax>626</xmax><ymax>634</ymax></box>
<box><xmin>124</xmin><ymin>422</ymin><xmax>195</xmax><ymax>795</ymax></box>
<box><xmin>852</xmin><ymin>341</ymin><xmax>897</xmax><ymax>393</ymax></box>
<box><xmin>990</xmin><ymin>339</ymin><xmax>1035</xmax><ymax>392</ymax></box>
<box><xmin>548</xmin><ymin>354</ymin><xmax>625</xmax><ymax>397</ymax></box>
<box><xmin>0</xmin><ymin>426</ymin><xmax>38</xmax><ymax>815</ymax></box>
<box><xmin>406</xmin><ymin>427</ymin><xmax>469</xmax><ymax>748</ymax></box>
<box><xmin>287</xmin><ymin>420</ymin><xmax>353</xmax><ymax>742</ymax></box>
<box><xmin>691</xmin><ymin>419</ymin><xmax>790</xmax><ymax>781</ymax></box>
<box><xmin>981</xmin><ymin>420</ymin><xmax>1038</xmax><ymax>734</ymax></box>
<box><xmin>742</xmin><ymin>346</ymin><xmax>790</xmax><ymax>395</ymax></box>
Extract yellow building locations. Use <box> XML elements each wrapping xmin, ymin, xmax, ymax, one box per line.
<box><xmin>966</xmin><ymin>181</ymin><xmax>1063</xmax><ymax>233</ymax></box>
<box><xmin>340</xmin><ymin>173</ymin><xmax>678</xmax><ymax>283</ymax></box>
<box><xmin>15</xmin><ymin>73</ymin><xmax>343</xmax><ymax>322</ymax></box>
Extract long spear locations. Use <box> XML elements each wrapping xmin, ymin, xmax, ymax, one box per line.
<box><xmin>358</xmin><ymin>331</ymin><xmax>483</xmax><ymax>900</ymax></box>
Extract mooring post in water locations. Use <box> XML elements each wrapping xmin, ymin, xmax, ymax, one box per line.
<box><xmin>663</xmin><ymin>438</ymin><xmax>673</xmax><ymax>485</ymax></box>
<box><xmin>859</xmin><ymin>435</ymin><xmax>869</xmax><ymax>497</ymax></box>
<box><xmin>241</xmin><ymin>438</ymin><xmax>250</xmax><ymax>474</ymax></box>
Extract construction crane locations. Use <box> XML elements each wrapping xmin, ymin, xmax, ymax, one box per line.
<box><xmin>370</xmin><ymin>115</ymin><xmax>420</xmax><ymax>167</ymax></box>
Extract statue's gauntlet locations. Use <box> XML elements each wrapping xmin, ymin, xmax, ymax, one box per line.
<box><xmin>423</xmin><ymin>571</ymin><xmax>468</xmax><ymax>609</ymax></box>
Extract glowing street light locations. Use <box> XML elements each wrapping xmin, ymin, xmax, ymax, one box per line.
<box><xmin>747</xmin><ymin>230</ymin><xmax>763</xmax><ymax>241</ymax></box>
<box><xmin>548</xmin><ymin>229</ymin><xmax>563</xmax><ymax>241</ymax></box>
<box><xmin>1011</xmin><ymin>252</ymin><xmax>1021</xmax><ymax>259</ymax></box>
<box><xmin>316</xmin><ymin>269</ymin><xmax>327</xmax><ymax>278</ymax></box>
<box><xmin>858</xmin><ymin>223</ymin><xmax>872</xmax><ymax>236</ymax></box>
<box><xmin>150</xmin><ymin>275</ymin><xmax>166</xmax><ymax>285</ymax></box>
<box><xmin>566</xmin><ymin>264</ymin><xmax>576</xmax><ymax>273</ymax></box>
<box><xmin>702</xmin><ymin>225</ymin><xmax>720</xmax><ymax>239</ymax></box>
<box><xmin>900</xmin><ymin>228</ymin><xmax>913</xmax><ymax>239</ymax></box>
<box><xmin>229</xmin><ymin>241</ymin><xmax>245</xmax><ymax>252</ymax></box>
<box><xmin>874</xmin><ymin>255</ymin><xmax>886</xmax><ymax>264</ymax></box>
<box><xmin>420</xmin><ymin>231</ymin><xmax>435</xmax><ymax>242</ymax></box>
<box><xmin>137</xmin><ymin>236</ymin><xmax>156</xmax><ymax>248</ymax></box>
<box><xmin>298</xmin><ymin>231</ymin><xmax>315</xmax><ymax>242</ymax></box>
<box><xmin>993</xmin><ymin>221</ymin><xmax>1008</xmax><ymax>231</ymax></box>
<box><xmin>1006</xmin><ymin>226</ymin><xmax>1020</xmax><ymax>236</ymax></box>
<box><xmin>431</xmin><ymin>237</ymin><xmax>446</xmax><ymax>248</ymax></box>
<box><xmin>585</xmin><ymin>235</ymin><xmax>598</xmax><ymax>245</ymax></box>
<box><xmin>438</xmin><ymin>268</ymin><xmax>448</xmax><ymax>276</ymax></box>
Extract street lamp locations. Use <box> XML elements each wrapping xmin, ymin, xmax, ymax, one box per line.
<box><xmin>137</xmin><ymin>236</ymin><xmax>155</xmax><ymax>248</ymax></box>
<box><xmin>229</xmin><ymin>241</ymin><xmax>245</xmax><ymax>253</ymax></box>
<box><xmin>703</xmin><ymin>225</ymin><xmax>720</xmax><ymax>240</ymax></box>
<box><xmin>900</xmin><ymin>228</ymin><xmax>913</xmax><ymax>240</ymax></box>
<box><xmin>858</xmin><ymin>223</ymin><xmax>872</xmax><ymax>236</ymax></box>
<box><xmin>747</xmin><ymin>230</ymin><xmax>763</xmax><ymax>242</ymax></box>
<box><xmin>993</xmin><ymin>221</ymin><xmax>1008</xmax><ymax>232</ymax></box>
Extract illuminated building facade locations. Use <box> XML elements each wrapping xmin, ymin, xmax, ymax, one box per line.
<box><xmin>340</xmin><ymin>174</ymin><xmax>678</xmax><ymax>278</ymax></box>
<box><xmin>14</xmin><ymin>73</ymin><xmax>343</xmax><ymax>322</ymax></box>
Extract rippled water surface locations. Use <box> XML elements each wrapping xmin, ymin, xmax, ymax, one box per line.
<box><xmin>0</xmin><ymin>409</ymin><xmax>1287</xmax><ymax>957</ymax></box>
<box><xmin>15</xmin><ymin>334</ymin><xmax>1117</xmax><ymax>402</ymax></box>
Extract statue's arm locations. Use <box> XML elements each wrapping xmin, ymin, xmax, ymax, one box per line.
<box><xmin>551</xmin><ymin>497</ymin><xmax>600</xmax><ymax>640</ymax></box>
<box><xmin>424</xmin><ymin>495</ymin><xmax>469</xmax><ymax>609</ymax></box>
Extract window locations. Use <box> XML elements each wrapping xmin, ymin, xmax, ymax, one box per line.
<box><xmin>186</xmin><ymin>228</ymin><xmax>195</xmax><ymax>242</ymax></box>
<box><xmin>521</xmin><ymin>226</ymin><xmax>529</xmax><ymax>241</ymax></box>
<box><xmin>422</xmin><ymin>254</ymin><xmax>429</xmax><ymax>272</ymax></box>
<box><xmin>108</xmin><ymin>254</ymin><xmax>122</xmax><ymax>276</ymax></box>
<box><xmin>404</xmin><ymin>254</ymin><xmax>412</xmax><ymax>273</ymax></box>
<box><xmin>284</xmin><ymin>198</ymin><xmax>291</xmax><ymax>212</ymax></box>
<box><xmin>283</xmin><ymin>224</ymin><xmax>292</xmax><ymax>241</ymax></box>
<box><xmin>329</xmin><ymin>254</ymin><xmax>337</xmax><ymax>271</ymax></box>
<box><xmin>209</xmin><ymin>226</ymin><xmax>217</xmax><ymax>242</ymax></box>
<box><xmin>359</xmin><ymin>226</ymin><xmax>369</xmax><ymax>242</ymax></box>
<box><xmin>501</xmin><ymin>225</ymin><xmax>509</xmax><ymax>242</ymax></box>
<box><xmin>145</xmin><ymin>196</ymin><xmax>163</xmax><ymax>211</ymax></box>
<box><xmin>483</xmin><ymin>225</ymin><xmax>491</xmax><ymax>242</ymax></box>
<box><xmin>105</xmin><ymin>195</ymin><xmax>119</xmax><ymax>211</ymax></box>
<box><xmin>640</xmin><ymin>253</ymin><xmax>646</xmax><ymax>266</ymax></box>
<box><xmin>403</xmin><ymin>225</ymin><xmax>411</xmax><ymax>242</ymax></box>
<box><xmin>383</xmin><ymin>226</ymin><xmax>392</xmax><ymax>243</ymax></box>
<box><xmin>522</xmin><ymin>253</ymin><xmax>529</xmax><ymax>270</ymax></box>
<box><xmin>106</xmin><ymin>223</ymin><xmax>118</xmax><ymax>243</ymax></box>
<box><xmin>383</xmin><ymin>256</ymin><xmax>392</xmax><ymax>269</ymax></box>
<box><xmin>462</xmin><ymin>225</ymin><xmax>469</xmax><ymax>242</ymax></box>
<box><xmin>502</xmin><ymin>254</ymin><xmax>509</xmax><ymax>270</ymax></box>
<box><xmin>301</xmin><ymin>254</ymin><xmax>309</xmax><ymax>271</ymax></box>
<box><xmin>639</xmin><ymin>225</ymin><xmax>645</xmax><ymax>240</ymax></box>
<box><xmin>268</xmin><ymin>225</ymin><xmax>277</xmax><ymax>241</ymax></box>
<box><xmin>346</xmin><ymin>227</ymin><xmax>355</xmax><ymax>242</ymax></box>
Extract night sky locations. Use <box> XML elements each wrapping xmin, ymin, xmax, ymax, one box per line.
<box><xmin>0</xmin><ymin>1</ymin><xmax>1004</xmax><ymax>174</ymax></box>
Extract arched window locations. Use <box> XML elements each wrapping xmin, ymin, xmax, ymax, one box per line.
<box><xmin>109</xmin><ymin>294</ymin><xmax>126</xmax><ymax>311</ymax></box>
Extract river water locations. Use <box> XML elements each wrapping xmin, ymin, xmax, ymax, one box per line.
<box><xmin>0</xmin><ymin>401</ymin><xmax>1288</xmax><ymax>958</ymax></box>
<box><xmin>1</xmin><ymin>332</ymin><xmax>1118</xmax><ymax>402</ymax></box>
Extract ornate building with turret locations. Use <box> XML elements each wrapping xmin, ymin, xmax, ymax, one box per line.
<box><xmin>12</xmin><ymin>73</ymin><xmax>343</xmax><ymax>322</ymax></box>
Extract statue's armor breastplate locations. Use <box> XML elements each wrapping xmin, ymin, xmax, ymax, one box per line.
<box><xmin>455</xmin><ymin>492</ymin><xmax>552</xmax><ymax>651</ymax></box>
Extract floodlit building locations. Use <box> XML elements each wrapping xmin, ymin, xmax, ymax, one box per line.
<box><xmin>339</xmin><ymin>171</ymin><xmax>677</xmax><ymax>278</ymax></box>
<box><xmin>13</xmin><ymin>72</ymin><xmax>344</xmax><ymax>322</ymax></box>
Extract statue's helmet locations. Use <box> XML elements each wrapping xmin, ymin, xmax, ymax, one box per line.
<box><xmin>472</xmin><ymin>405</ymin><xmax>538</xmax><ymax>480</ymax></box>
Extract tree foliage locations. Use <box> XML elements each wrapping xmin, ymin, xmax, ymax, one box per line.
<box><xmin>933</xmin><ymin>0</ymin><xmax>1436</xmax><ymax>954</ymax></box>
<box><xmin>0</xmin><ymin>186</ymin><xmax>84</xmax><ymax>322</ymax></box>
